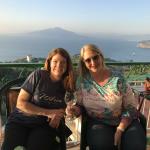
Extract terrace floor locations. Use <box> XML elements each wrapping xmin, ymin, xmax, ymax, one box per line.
<box><xmin>1</xmin><ymin>129</ymin><xmax>150</xmax><ymax>150</ymax></box>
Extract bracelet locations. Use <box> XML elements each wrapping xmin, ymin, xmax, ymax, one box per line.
<box><xmin>117</xmin><ymin>127</ymin><xmax>125</xmax><ymax>132</ymax></box>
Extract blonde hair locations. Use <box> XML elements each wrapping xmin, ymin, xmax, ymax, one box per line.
<box><xmin>79</xmin><ymin>44</ymin><xmax>105</xmax><ymax>77</ymax></box>
<box><xmin>44</xmin><ymin>48</ymin><xmax>75</xmax><ymax>92</ymax></box>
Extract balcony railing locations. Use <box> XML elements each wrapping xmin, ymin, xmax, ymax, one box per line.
<box><xmin>0</xmin><ymin>61</ymin><xmax>150</xmax><ymax>86</ymax></box>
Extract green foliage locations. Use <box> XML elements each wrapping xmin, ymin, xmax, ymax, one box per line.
<box><xmin>125</xmin><ymin>64</ymin><xmax>150</xmax><ymax>80</ymax></box>
<box><xmin>0</xmin><ymin>56</ymin><xmax>150</xmax><ymax>88</ymax></box>
<box><xmin>0</xmin><ymin>67</ymin><xmax>36</xmax><ymax>88</ymax></box>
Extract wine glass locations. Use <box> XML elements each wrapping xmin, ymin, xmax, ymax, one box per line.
<box><xmin>65</xmin><ymin>92</ymin><xmax>80</xmax><ymax>148</ymax></box>
<box><xmin>66</xmin><ymin>92</ymin><xmax>77</xmax><ymax>121</ymax></box>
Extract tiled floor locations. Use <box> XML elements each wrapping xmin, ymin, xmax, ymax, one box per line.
<box><xmin>68</xmin><ymin>145</ymin><xmax>80</xmax><ymax>150</ymax></box>
<box><xmin>0</xmin><ymin>142</ymin><xmax>150</xmax><ymax>150</ymax></box>
<box><xmin>147</xmin><ymin>145</ymin><xmax>150</xmax><ymax>150</ymax></box>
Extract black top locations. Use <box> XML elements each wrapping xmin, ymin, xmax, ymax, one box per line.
<box><xmin>8</xmin><ymin>68</ymin><xmax>69</xmax><ymax>125</ymax></box>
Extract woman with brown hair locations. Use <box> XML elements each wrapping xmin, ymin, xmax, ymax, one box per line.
<box><xmin>2</xmin><ymin>48</ymin><xmax>75</xmax><ymax>150</ymax></box>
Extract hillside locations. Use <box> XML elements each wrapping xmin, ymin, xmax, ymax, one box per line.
<box><xmin>9</xmin><ymin>54</ymin><xmax>117</xmax><ymax>64</ymax></box>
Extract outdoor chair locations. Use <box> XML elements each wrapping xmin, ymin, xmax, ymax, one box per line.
<box><xmin>0</xmin><ymin>78</ymin><xmax>68</xmax><ymax>150</ymax></box>
<box><xmin>0</xmin><ymin>78</ymin><xmax>25</xmax><ymax>147</ymax></box>
<box><xmin>138</xmin><ymin>90</ymin><xmax>150</xmax><ymax>132</ymax></box>
<box><xmin>80</xmin><ymin>107</ymin><xmax>88</xmax><ymax>150</ymax></box>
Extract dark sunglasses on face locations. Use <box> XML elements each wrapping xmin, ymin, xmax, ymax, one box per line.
<box><xmin>84</xmin><ymin>55</ymin><xmax>99</xmax><ymax>64</ymax></box>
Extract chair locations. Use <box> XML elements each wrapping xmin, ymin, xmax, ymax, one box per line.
<box><xmin>0</xmin><ymin>78</ymin><xmax>68</xmax><ymax>150</ymax></box>
<box><xmin>0</xmin><ymin>78</ymin><xmax>25</xmax><ymax>147</ymax></box>
<box><xmin>80</xmin><ymin>107</ymin><xmax>88</xmax><ymax>150</ymax></box>
<box><xmin>138</xmin><ymin>91</ymin><xmax>150</xmax><ymax>132</ymax></box>
<box><xmin>0</xmin><ymin>78</ymin><xmax>25</xmax><ymax>122</ymax></box>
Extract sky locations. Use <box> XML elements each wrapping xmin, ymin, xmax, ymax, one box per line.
<box><xmin>0</xmin><ymin>0</ymin><xmax>150</xmax><ymax>35</ymax></box>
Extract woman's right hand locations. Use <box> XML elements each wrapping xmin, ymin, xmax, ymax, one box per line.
<box><xmin>48</xmin><ymin>114</ymin><xmax>62</xmax><ymax>128</ymax></box>
<box><xmin>66</xmin><ymin>101</ymin><xmax>81</xmax><ymax>118</ymax></box>
<box><xmin>114</xmin><ymin>127</ymin><xmax>123</xmax><ymax>147</ymax></box>
<box><xmin>47</xmin><ymin>109</ymin><xmax>65</xmax><ymax>128</ymax></box>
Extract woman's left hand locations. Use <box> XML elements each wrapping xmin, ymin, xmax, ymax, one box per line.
<box><xmin>48</xmin><ymin>114</ymin><xmax>62</xmax><ymax>128</ymax></box>
<box><xmin>114</xmin><ymin>129</ymin><xmax>123</xmax><ymax>147</ymax></box>
<box><xmin>47</xmin><ymin>109</ymin><xmax>65</xmax><ymax>128</ymax></box>
<box><xmin>66</xmin><ymin>102</ymin><xmax>81</xmax><ymax>118</ymax></box>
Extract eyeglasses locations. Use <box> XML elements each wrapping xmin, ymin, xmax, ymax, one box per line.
<box><xmin>84</xmin><ymin>55</ymin><xmax>99</xmax><ymax>64</ymax></box>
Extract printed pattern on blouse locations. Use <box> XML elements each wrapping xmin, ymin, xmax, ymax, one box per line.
<box><xmin>76</xmin><ymin>71</ymin><xmax>138</xmax><ymax>126</ymax></box>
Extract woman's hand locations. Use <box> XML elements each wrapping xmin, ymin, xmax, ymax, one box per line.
<box><xmin>66</xmin><ymin>101</ymin><xmax>81</xmax><ymax>118</ymax></box>
<box><xmin>47</xmin><ymin>109</ymin><xmax>65</xmax><ymax>128</ymax></box>
<box><xmin>114</xmin><ymin>118</ymin><xmax>130</xmax><ymax>146</ymax></box>
<box><xmin>114</xmin><ymin>127</ymin><xmax>123</xmax><ymax>147</ymax></box>
<box><xmin>48</xmin><ymin>114</ymin><xmax>61</xmax><ymax>128</ymax></box>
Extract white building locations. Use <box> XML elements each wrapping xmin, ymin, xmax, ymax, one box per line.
<box><xmin>26</xmin><ymin>55</ymin><xmax>32</xmax><ymax>62</ymax></box>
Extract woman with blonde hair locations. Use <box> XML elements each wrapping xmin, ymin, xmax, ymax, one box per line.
<box><xmin>67</xmin><ymin>44</ymin><xmax>146</xmax><ymax>150</ymax></box>
<box><xmin>2</xmin><ymin>48</ymin><xmax>75</xmax><ymax>150</ymax></box>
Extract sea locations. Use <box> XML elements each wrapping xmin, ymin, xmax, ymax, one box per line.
<box><xmin>0</xmin><ymin>40</ymin><xmax>150</xmax><ymax>62</ymax></box>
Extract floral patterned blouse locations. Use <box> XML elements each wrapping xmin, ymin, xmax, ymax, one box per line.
<box><xmin>76</xmin><ymin>71</ymin><xmax>138</xmax><ymax>126</ymax></box>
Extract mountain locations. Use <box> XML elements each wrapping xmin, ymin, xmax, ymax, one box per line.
<box><xmin>0</xmin><ymin>27</ymin><xmax>150</xmax><ymax>62</ymax></box>
<box><xmin>2</xmin><ymin>27</ymin><xmax>122</xmax><ymax>62</ymax></box>
<box><xmin>25</xmin><ymin>27</ymin><xmax>84</xmax><ymax>39</ymax></box>
<box><xmin>0</xmin><ymin>27</ymin><xmax>93</xmax><ymax>59</ymax></box>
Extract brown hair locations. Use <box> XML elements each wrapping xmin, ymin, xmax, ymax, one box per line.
<box><xmin>79</xmin><ymin>44</ymin><xmax>105</xmax><ymax>77</ymax></box>
<box><xmin>44</xmin><ymin>48</ymin><xmax>75</xmax><ymax>92</ymax></box>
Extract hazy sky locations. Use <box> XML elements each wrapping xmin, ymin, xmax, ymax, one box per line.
<box><xmin>0</xmin><ymin>0</ymin><xmax>150</xmax><ymax>34</ymax></box>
